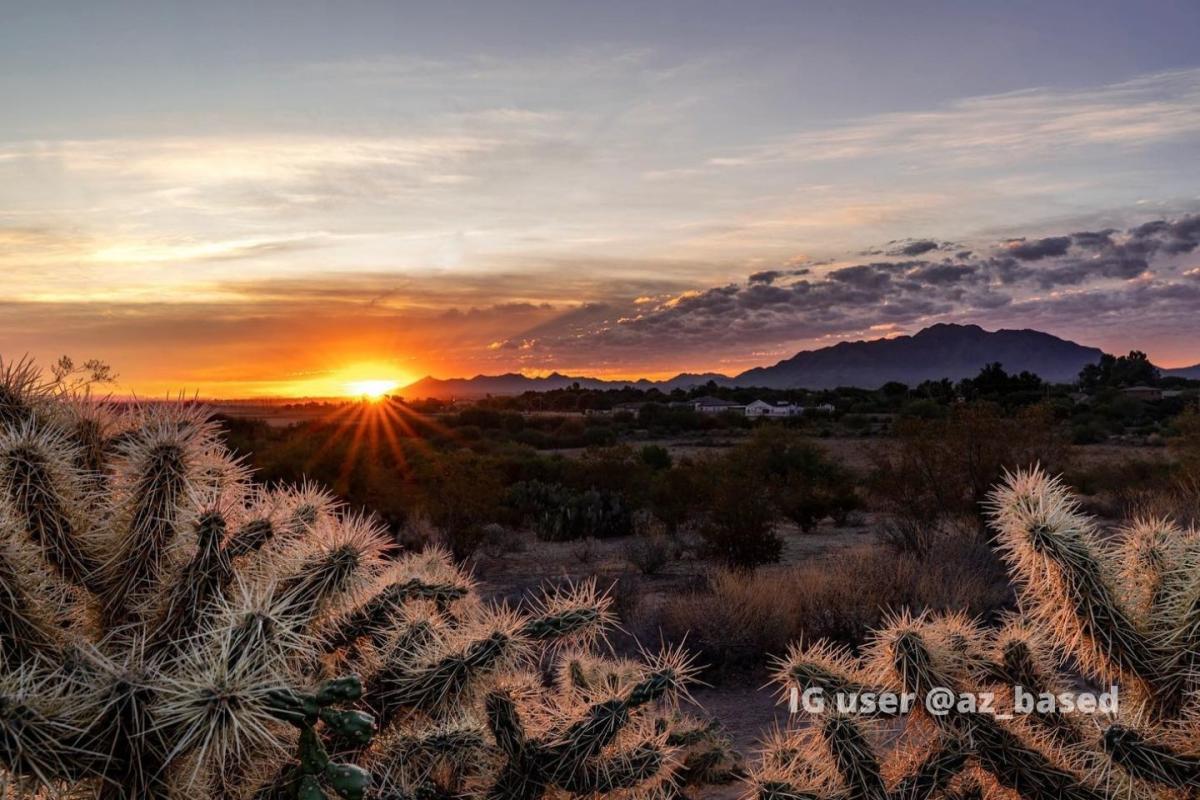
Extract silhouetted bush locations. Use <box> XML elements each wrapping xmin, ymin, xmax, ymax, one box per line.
<box><xmin>639</xmin><ymin>444</ymin><xmax>673</xmax><ymax>470</ymax></box>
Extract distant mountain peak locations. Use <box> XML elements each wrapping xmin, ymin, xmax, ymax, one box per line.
<box><xmin>400</xmin><ymin>323</ymin><xmax>1112</xmax><ymax>398</ymax></box>
<box><xmin>734</xmin><ymin>323</ymin><xmax>1103</xmax><ymax>389</ymax></box>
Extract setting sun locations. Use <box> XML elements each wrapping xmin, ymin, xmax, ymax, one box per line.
<box><xmin>344</xmin><ymin>378</ymin><xmax>399</xmax><ymax>399</ymax></box>
<box><xmin>266</xmin><ymin>361</ymin><xmax>411</xmax><ymax>399</ymax></box>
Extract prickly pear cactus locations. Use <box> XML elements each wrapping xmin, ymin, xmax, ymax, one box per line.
<box><xmin>745</xmin><ymin>466</ymin><xmax>1200</xmax><ymax>800</ymax></box>
<box><xmin>0</xmin><ymin>357</ymin><xmax>720</xmax><ymax>800</ymax></box>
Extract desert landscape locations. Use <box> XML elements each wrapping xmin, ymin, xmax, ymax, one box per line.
<box><xmin>2</xmin><ymin>349</ymin><xmax>1199</xmax><ymax>798</ymax></box>
<box><xmin>5</xmin><ymin>1</ymin><xmax>1200</xmax><ymax>796</ymax></box>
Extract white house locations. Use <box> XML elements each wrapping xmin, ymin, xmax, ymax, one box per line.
<box><xmin>744</xmin><ymin>400</ymin><xmax>799</xmax><ymax>418</ymax></box>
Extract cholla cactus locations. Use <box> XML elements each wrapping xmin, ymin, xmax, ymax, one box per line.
<box><xmin>358</xmin><ymin>591</ymin><xmax>721</xmax><ymax>800</ymax></box>
<box><xmin>0</xmin><ymin>358</ymin><xmax>713</xmax><ymax>800</ymax></box>
<box><xmin>748</xmin><ymin>466</ymin><xmax>1200</xmax><ymax>800</ymax></box>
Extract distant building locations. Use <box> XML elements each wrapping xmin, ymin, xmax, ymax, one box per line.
<box><xmin>744</xmin><ymin>400</ymin><xmax>799</xmax><ymax>418</ymax></box>
<box><xmin>691</xmin><ymin>396</ymin><xmax>745</xmax><ymax>414</ymax></box>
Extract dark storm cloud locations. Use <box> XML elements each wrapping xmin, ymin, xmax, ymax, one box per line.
<box><xmin>968</xmin><ymin>290</ymin><xmax>1012</xmax><ymax>309</ymax></box>
<box><xmin>1006</xmin><ymin>236</ymin><xmax>1072</xmax><ymax>261</ymax></box>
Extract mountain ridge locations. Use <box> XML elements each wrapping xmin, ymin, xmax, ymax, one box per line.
<box><xmin>399</xmin><ymin>323</ymin><xmax>1175</xmax><ymax>398</ymax></box>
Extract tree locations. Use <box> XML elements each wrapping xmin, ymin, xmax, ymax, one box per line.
<box><xmin>1079</xmin><ymin>350</ymin><xmax>1160</xmax><ymax>390</ymax></box>
<box><xmin>957</xmin><ymin>362</ymin><xmax>1043</xmax><ymax>401</ymax></box>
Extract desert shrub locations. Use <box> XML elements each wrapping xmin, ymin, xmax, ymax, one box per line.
<box><xmin>698</xmin><ymin>466</ymin><xmax>781</xmax><ymax>569</ymax></box>
<box><xmin>505</xmin><ymin>478</ymin><xmax>562</xmax><ymax>517</ymax></box>
<box><xmin>535</xmin><ymin>487</ymin><xmax>633</xmax><ymax>542</ymax></box>
<box><xmin>0</xmin><ymin>358</ymin><xmax>728</xmax><ymax>799</ymax></box>
<box><xmin>1071</xmin><ymin>417</ymin><xmax>1110</xmax><ymax>444</ymax></box>
<box><xmin>411</xmin><ymin>450</ymin><xmax>506</xmax><ymax>559</ymax></box>
<box><xmin>565</xmin><ymin>444</ymin><xmax>652</xmax><ymax>500</ymax></box>
<box><xmin>726</xmin><ymin>428</ymin><xmax>861</xmax><ymax>533</ymax></box>
<box><xmin>647</xmin><ymin>459</ymin><xmax>707</xmax><ymax>533</ymax></box>
<box><xmin>660</xmin><ymin>539</ymin><xmax>1009</xmax><ymax>672</ymax></box>
<box><xmin>478</xmin><ymin>521</ymin><xmax>525</xmax><ymax>557</ymax></box>
<box><xmin>623</xmin><ymin>532</ymin><xmax>676</xmax><ymax>575</ymax></box>
<box><xmin>693</xmin><ymin>429</ymin><xmax>860</xmax><ymax>566</ymax></box>
<box><xmin>779</xmin><ymin>480</ymin><xmax>863</xmax><ymax>532</ymax></box>
<box><xmin>748</xmin><ymin>467</ymin><xmax>1200</xmax><ymax>800</ymax></box>
<box><xmin>869</xmin><ymin>401</ymin><xmax>1067</xmax><ymax>551</ymax></box>
<box><xmin>639</xmin><ymin>444</ymin><xmax>673</xmax><ymax>470</ymax></box>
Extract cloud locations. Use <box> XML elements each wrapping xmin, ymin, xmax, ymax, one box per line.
<box><xmin>748</xmin><ymin>267</ymin><xmax>811</xmax><ymax>285</ymax></box>
<box><xmin>1006</xmin><ymin>236</ymin><xmax>1072</xmax><ymax>261</ymax></box>
<box><xmin>748</xmin><ymin>270</ymin><xmax>783</xmax><ymax>284</ymax></box>
<box><xmin>708</xmin><ymin>69</ymin><xmax>1200</xmax><ymax>168</ymax></box>
<box><xmin>1024</xmin><ymin>213</ymin><xmax>1200</xmax><ymax>287</ymax></box>
<box><xmin>907</xmin><ymin>263</ymin><xmax>977</xmax><ymax>285</ymax></box>
<box><xmin>893</xmin><ymin>239</ymin><xmax>941</xmax><ymax>256</ymax></box>
<box><xmin>1071</xmin><ymin>229</ymin><xmax>1117</xmax><ymax>250</ymax></box>
<box><xmin>505</xmin><ymin>211</ymin><xmax>1200</xmax><ymax>370</ymax></box>
<box><xmin>10</xmin><ymin>209</ymin><xmax>1200</xmax><ymax>388</ymax></box>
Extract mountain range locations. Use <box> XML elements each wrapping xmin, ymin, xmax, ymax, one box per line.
<box><xmin>400</xmin><ymin>323</ymin><xmax>1198</xmax><ymax>398</ymax></box>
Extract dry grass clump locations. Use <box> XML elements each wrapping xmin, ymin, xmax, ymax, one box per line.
<box><xmin>659</xmin><ymin>540</ymin><xmax>1009</xmax><ymax>670</ymax></box>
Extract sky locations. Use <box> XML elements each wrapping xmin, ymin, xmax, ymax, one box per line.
<box><xmin>3</xmin><ymin>0</ymin><xmax>1200</xmax><ymax>397</ymax></box>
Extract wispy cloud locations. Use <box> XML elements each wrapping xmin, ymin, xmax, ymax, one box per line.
<box><xmin>709</xmin><ymin>69</ymin><xmax>1200</xmax><ymax>167</ymax></box>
